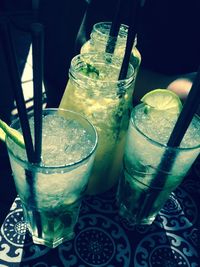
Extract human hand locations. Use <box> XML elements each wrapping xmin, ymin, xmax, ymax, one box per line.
<box><xmin>167</xmin><ymin>72</ymin><xmax>196</xmax><ymax>101</ymax></box>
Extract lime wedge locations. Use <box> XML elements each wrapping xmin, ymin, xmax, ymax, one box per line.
<box><xmin>0</xmin><ymin>128</ymin><xmax>6</xmax><ymax>142</ymax></box>
<box><xmin>0</xmin><ymin>119</ymin><xmax>25</xmax><ymax>149</ymax></box>
<box><xmin>141</xmin><ymin>88</ymin><xmax>182</xmax><ymax>113</ymax></box>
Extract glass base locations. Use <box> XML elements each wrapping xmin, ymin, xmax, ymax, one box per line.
<box><xmin>31</xmin><ymin>231</ymin><xmax>75</xmax><ymax>248</ymax></box>
<box><xmin>119</xmin><ymin>204</ymin><xmax>156</xmax><ymax>225</ymax></box>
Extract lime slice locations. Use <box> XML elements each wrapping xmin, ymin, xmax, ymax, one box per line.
<box><xmin>0</xmin><ymin>119</ymin><xmax>25</xmax><ymax>149</ymax></box>
<box><xmin>141</xmin><ymin>88</ymin><xmax>182</xmax><ymax>113</ymax></box>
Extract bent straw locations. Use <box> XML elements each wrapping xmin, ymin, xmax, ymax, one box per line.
<box><xmin>138</xmin><ymin>67</ymin><xmax>200</xmax><ymax>220</ymax></box>
<box><xmin>0</xmin><ymin>18</ymin><xmax>35</xmax><ymax>163</ymax></box>
<box><xmin>105</xmin><ymin>0</ymin><xmax>123</xmax><ymax>54</ymax></box>
<box><xmin>118</xmin><ymin>0</ymin><xmax>142</xmax><ymax>80</ymax></box>
<box><xmin>31</xmin><ymin>23</ymin><xmax>44</xmax><ymax>163</ymax></box>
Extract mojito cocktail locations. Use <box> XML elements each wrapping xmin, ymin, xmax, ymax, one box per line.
<box><xmin>117</xmin><ymin>99</ymin><xmax>200</xmax><ymax>225</ymax></box>
<box><xmin>81</xmin><ymin>22</ymin><xmax>141</xmax><ymax>83</ymax></box>
<box><xmin>59</xmin><ymin>52</ymin><xmax>135</xmax><ymax>194</ymax></box>
<box><xmin>6</xmin><ymin>109</ymin><xmax>97</xmax><ymax>248</ymax></box>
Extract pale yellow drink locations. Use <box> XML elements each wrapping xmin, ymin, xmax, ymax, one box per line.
<box><xmin>81</xmin><ymin>22</ymin><xmax>141</xmax><ymax>84</ymax></box>
<box><xmin>60</xmin><ymin>53</ymin><xmax>135</xmax><ymax>194</ymax></box>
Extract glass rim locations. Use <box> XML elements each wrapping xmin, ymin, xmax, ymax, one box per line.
<box><xmin>93</xmin><ymin>21</ymin><xmax>129</xmax><ymax>37</ymax></box>
<box><xmin>131</xmin><ymin>103</ymin><xmax>200</xmax><ymax>151</ymax></box>
<box><xmin>6</xmin><ymin>108</ymin><xmax>98</xmax><ymax>171</ymax></box>
<box><xmin>69</xmin><ymin>52</ymin><xmax>135</xmax><ymax>86</ymax></box>
<box><xmin>92</xmin><ymin>22</ymin><xmax>137</xmax><ymax>46</ymax></box>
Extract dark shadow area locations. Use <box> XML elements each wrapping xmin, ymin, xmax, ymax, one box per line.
<box><xmin>0</xmin><ymin>143</ymin><xmax>16</xmax><ymax>225</ymax></box>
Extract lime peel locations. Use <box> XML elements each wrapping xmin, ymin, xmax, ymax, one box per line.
<box><xmin>0</xmin><ymin>119</ymin><xmax>25</xmax><ymax>149</ymax></box>
<box><xmin>141</xmin><ymin>88</ymin><xmax>182</xmax><ymax>114</ymax></box>
<box><xmin>0</xmin><ymin>128</ymin><xmax>6</xmax><ymax>142</ymax></box>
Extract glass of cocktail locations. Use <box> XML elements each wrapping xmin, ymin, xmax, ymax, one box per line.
<box><xmin>81</xmin><ymin>22</ymin><xmax>141</xmax><ymax>84</ymax></box>
<box><xmin>117</xmin><ymin>90</ymin><xmax>200</xmax><ymax>225</ymax></box>
<box><xmin>5</xmin><ymin>108</ymin><xmax>98</xmax><ymax>248</ymax></box>
<box><xmin>59</xmin><ymin>52</ymin><xmax>135</xmax><ymax>194</ymax></box>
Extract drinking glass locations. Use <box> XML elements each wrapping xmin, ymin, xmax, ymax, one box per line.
<box><xmin>117</xmin><ymin>104</ymin><xmax>200</xmax><ymax>225</ymax></box>
<box><xmin>60</xmin><ymin>52</ymin><xmax>135</xmax><ymax>194</ymax></box>
<box><xmin>81</xmin><ymin>21</ymin><xmax>141</xmax><ymax>83</ymax></box>
<box><xmin>6</xmin><ymin>108</ymin><xmax>98</xmax><ymax>248</ymax></box>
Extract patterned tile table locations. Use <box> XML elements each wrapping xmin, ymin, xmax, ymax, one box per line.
<box><xmin>0</xmin><ymin>159</ymin><xmax>200</xmax><ymax>267</ymax></box>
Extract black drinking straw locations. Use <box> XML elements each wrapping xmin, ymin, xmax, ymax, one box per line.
<box><xmin>0</xmin><ymin>18</ymin><xmax>35</xmax><ymax>163</ymax></box>
<box><xmin>31</xmin><ymin>23</ymin><xmax>44</xmax><ymax>163</ymax></box>
<box><xmin>30</xmin><ymin>23</ymin><xmax>44</xmax><ymax>238</ymax></box>
<box><xmin>0</xmin><ymin>18</ymin><xmax>43</xmax><ymax>238</ymax></box>
<box><xmin>105</xmin><ymin>0</ymin><xmax>123</xmax><ymax>54</ymax></box>
<box><xmin>167</xmin><ymin>69</ymin><xmax>200</xmax><ymax>147</ymax></box>
<box><xmin>138</xmin><ymin>67</ymin><xmax>200</xmax><ymax>220</ymax></box>
<box><xmin>118</xmin><ymin>0</ymin><xmax>142</xmax><ymax>80</ymax></box>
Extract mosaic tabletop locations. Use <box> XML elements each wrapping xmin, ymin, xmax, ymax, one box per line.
<box><xmin>0</xmin><ymin>158</ymin><xmax>200</xmax><ymax>267</ymax></box>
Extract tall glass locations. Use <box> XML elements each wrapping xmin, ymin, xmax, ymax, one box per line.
<box><xmin>81</xmin><ymin>22</ymin><xmax>141</xmax><ymax>75</ymax></box>
<box><xmin>59</xmin><ymin>52</ymin><xmax>135</xmax><ymax>194</ymax></box>
<box><xmin>117</xmin><ymin>104</ymin><xmax>200</xmax><ymax>225</ymax></box>
<box><xmin>5</xmin><ymin>109</ymin><xmax>98</xmax><ymax>248</ymax></box>
<box><xmin>81</xmin><ymin>21</ymin><xmax>141</xmax><ymax>91</ymax></box>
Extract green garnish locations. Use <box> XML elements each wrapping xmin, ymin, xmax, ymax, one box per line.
<box><xmin>0</xmin><ymin>119</ymin><xmax>25</xmax><ymax>149</ymax></box>
<box><xmin>141</xmin><ymin>89</ymin><xmax>182</xmax><ymax>114</ymax></box>
<box><xmin>81</xmin><ymin>63</ymin><xmax>99</xmax><ymax>78</ymax></box>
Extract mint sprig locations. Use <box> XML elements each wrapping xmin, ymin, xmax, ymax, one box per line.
<box><xmin>81</xmin><ymin>63</ymin><xmax>99</xmax><ymax>78</ymax></box>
